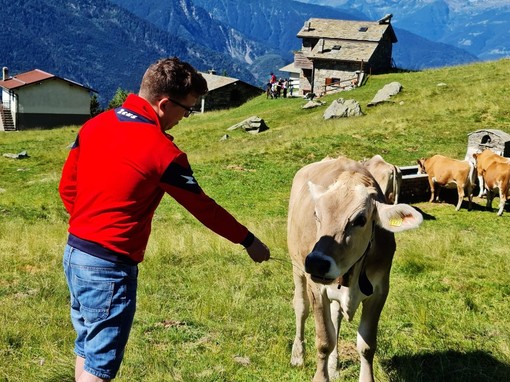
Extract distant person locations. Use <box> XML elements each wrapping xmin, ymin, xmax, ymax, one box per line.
<box><xmin>266</xmin><ymin>82</ymin><xmax>272</xmax><ymax>99</ymax></box>
<box><xmin>282</xmin><ymin>79</ymin><xmax>288</xmax><ymax>98</ymax></box>
<box><xmin>59</xmin><ymin>57</ymin><xmax>271</xmax><ymax>382</ymax></box>
<box><xmin>289</xmin><ymin>80</ymin><xmax>295</xmax><ymax>97</ymax></box>
<box><xmin>269</xmin><ymin>72</ymin><xmax>277</xmax><ymax>85</ymax></box>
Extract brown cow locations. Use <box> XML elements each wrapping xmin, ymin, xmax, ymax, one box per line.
<box><xmin>472</xmin><ymin>149</ymin><xmax>510</xmax><ymax>197</ymax></box>
<box><xmin>417</xmin><ymin>155</ymin><xmax>476</xmax><ymax>211</ymax></box>
<box><xmin>288</xmin><ymin>156</ymin><xmax>422</xmax><ymax>382</ymax></box>
<box><xmin>362</xmin><ymin>154</ymin><xmax>402</xmax><ymax>204</ymax></box>
<box><xmin>473</xmin><ymin>155</ymin><xmax>510</xmax><ymax>215</ymax></box>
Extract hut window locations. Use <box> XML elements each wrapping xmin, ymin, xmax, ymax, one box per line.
<box><xmin>481</xmin><ymin>135</ymin><xmax>492</xmax><ymax>145</ymax></box>
<box><xmin>332</xmin><ymin>45</ymin><xmax>341</xmax><ymax>50</ymax></box>
<box><xmin>359</xmin><ymin>27</ymin><xmax>368</xmax><ymax>32</ymax></box>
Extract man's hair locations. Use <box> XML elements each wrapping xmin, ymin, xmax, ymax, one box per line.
<box><xmin>139</xmin><ymin>57</ymin><xmax>208</xmax><ymax>102</ymax></box>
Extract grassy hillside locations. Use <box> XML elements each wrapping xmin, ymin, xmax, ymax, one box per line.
<box><xmin>1</xmin><ymin>59</ymin><xmax>509</xmax><ymax>381</ymax></box>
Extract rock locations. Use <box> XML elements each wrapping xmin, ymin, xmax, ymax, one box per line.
<box><xmin>302</xmin><ymin>100</ymin><xmax>325</xmax><ymax>109</ymax></box>
<box><xmin>227</xmin><ymin>116</ymin><xmax>268</xmax><ymax>134</ymax></box>
<box><xmin>367</xmin><ymin>82</ymin><xmax>403</xmax><ymax>106</ymax></box>
<box><xmin>323</xmin><ymin>98</ymin><xmax>363</xmax><ymax>119</ymax></box>
<box><xmin>3</xmin><ymin>150</ymin><xmax>29</xmax><ymax>159</ymax></box>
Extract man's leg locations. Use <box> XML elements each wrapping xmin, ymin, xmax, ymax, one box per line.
<box><xmin>75</xmin><ymin>356</ymin><xmax>111</xmax><ymax>382</ymax></box>
<box><xmin>75</xmin><ymin>356</ymin><xmax>85</xmax><ymax>380</ymax></box>
<box><xmin>76</xmin><ymin>356</ymin><xmax>111</xmax><ymax>382</ymax></box>
<box><xmin>64</xmin><ymin>246</ymin><xmax>137</xmax><ymax>382</ymax></box>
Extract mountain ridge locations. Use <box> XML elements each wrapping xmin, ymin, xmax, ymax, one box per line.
<box><xmin>1</xmin><ymin>0</ymin><xmax>485</xmax><ymax>106</ymax></box>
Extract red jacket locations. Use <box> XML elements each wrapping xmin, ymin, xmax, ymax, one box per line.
<box><xmin>59</xmin><ymin>94</ymin><xmax>251</xmax><ymax>263</ymax></box>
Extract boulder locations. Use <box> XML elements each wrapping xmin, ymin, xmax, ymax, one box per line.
<box><xmin>3</xmin><ymin>150</ymin><xmax>29</xmax><ymax>159</ymax></box>
<box><xmin>302</xmin><ymin>100</ymin><xmax>326</xmax><ymax>109</ymax></box>
<box><xmin>323</xmin><ymin>98</ymin><xmax>363</xmax><ymax>119</ymax></box>
<box><xmin>227</xmin><ymin>116</ymin><xmax>268</xmax><ymax>134</ymax></box>
<box><xmin>367</xmin><ymin>81</ymin><xmax>403</xmax><ymax>106</ymax></box>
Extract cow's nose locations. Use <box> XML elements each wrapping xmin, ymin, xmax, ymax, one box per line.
<box><xmin>305</xmin><ymin>251</ymin><xmax>333</xmax><ymax>277</ymax></box>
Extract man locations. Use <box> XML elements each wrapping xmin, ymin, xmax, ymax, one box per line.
<box><xmin>59</xmin><ymin>57</ymin><xmax>271</xmax><ymax>382</ymax></box>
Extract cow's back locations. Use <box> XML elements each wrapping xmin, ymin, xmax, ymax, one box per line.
<box><xmin>424</xmin><ymin>155</ymin><xmax>470</xmax><ymax>184</ymax></box>
<box><xmin>476</xmin><ymin>149</ymin><xmax>510</xmax><ymax>174</ymax></box>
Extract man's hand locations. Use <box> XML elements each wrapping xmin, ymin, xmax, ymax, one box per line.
<box><xmin>245</xmin><ymin>236</ymin><xmax>270</xmax><ymax>263</ymax></box>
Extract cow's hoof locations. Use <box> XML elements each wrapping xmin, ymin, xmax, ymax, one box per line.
<box><xmin>328</xmin><ymin>368</ymin><xmax>340</xmax><ymax>380</ymax></box>
<box><xmin>291</xmin><ymin>339</ymin><xmax>305</xmax><ymax>367</ymax></box>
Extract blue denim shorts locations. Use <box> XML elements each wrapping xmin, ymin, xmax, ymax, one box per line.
<box><xmin>63</xmin><ymin>244</ymin><xmax>138</xmax><ymax>379</ymax></box>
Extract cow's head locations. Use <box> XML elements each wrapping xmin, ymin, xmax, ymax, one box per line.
<box><xmin>304</xmin><ymin>171</ymin><xmax>422</xmax><ymax>284</ymax></box>
<box><xmin>417</xmin><ymin>158</ymin><xmax>426</xmax><ymax>174</ymax></box>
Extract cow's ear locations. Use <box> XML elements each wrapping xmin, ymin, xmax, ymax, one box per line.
<box><xmin>308</xmin><ymin>181</ymin><xmax>327</xmax><ymax>202</ymax></box>
<box><xmin>374</xmin><ymin>201</ymin><xmax>423</xmax><ymax>233</ymax></box>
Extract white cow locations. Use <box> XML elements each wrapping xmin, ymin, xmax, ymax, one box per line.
<box><xmin>288</xmin><ymin>156</ymin><xmax>423</xmax><ymax>382</ymax></box>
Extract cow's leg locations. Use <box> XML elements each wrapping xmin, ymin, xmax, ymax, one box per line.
<box><xmin>311</xmin><ymin>286</ymin><xmax>336</xmax><ymax>382</ymax></box>
<box><xmin>428</xmin><ymin>179</ymin><xmax>436</xmax><ymax>203</ymax></box>
<box><xmin>486</xmin><ymin>188</ymin><xmax>494</xmax><ymax>211</ymax></box>
<box><xmin>291</xmin><ymin>270</ymin><xmax>310</xmax><ymax>367</ymax></box>
<box><xmin>455</xmin><ymin>183</ymin><xmax>465</xmax><ymax>211</ymax></box>
<box><xmin>466</xmin><ymin>183</ymin><xmax>473</xmax><ymax>211</ymax></box>
<box><xmin>327</xmin><ymin>299</ymin><xmax>342</xmax><ymax>380</ymax></box>
<box><xmin>497</xmin><ymin>181</ymin><xmax>507</xmax><ymax>216</ymax></box>
<box><xmin>477</xmin><ymin>174</ymin><xmax>485</xmax><ymax>197</ymax></box>
<box><xmin>357</xmin><ymin>290</ymin><xmax>388</xmax><ymax>382</ymax></box>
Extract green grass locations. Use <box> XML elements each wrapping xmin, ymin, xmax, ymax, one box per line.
<box><xmin>1</xmin><ymin>59</ymin><xmax>510</xmax><ymax>381</ymax></box>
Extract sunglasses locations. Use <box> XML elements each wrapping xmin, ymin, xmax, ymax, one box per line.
<box><xmin>169</xmin><ymin>98</ymin><xmax>194</xmax><ymax>117</ymax></box>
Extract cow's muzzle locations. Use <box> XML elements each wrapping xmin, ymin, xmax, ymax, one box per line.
<box><xmin>305</xmin><ymin>250</ymin><xmax>339</xmax><ymax>284</ymax></box>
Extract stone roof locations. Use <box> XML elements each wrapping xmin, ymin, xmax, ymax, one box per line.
<box><xmin>200</xmin><ymin>72</ymin><xmax>238</xmax><ymax>91</ymax></box>
<box><xmin>297</xmin><ymin>18</ymin><xmax>397</xmax><ymax>43</ymax></box>
<box><xmin>307</xmin><ymin>38</ymin><xmax>378</xmax><ymax>62</ymax></box>
<box><xmin>279</xmin><ymin>63</ymin><xmax>300</xmax><ymax>74</ymax></box>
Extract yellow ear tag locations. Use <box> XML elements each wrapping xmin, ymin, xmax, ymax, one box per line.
<box><xmin>390</xmin><ymin>217</ymin><xmax>403</xmax><ymax>227</ymax></box>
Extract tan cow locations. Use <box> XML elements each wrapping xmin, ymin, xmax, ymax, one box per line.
<box><xmin>288</xmin><ymin>156</ymin><xmax>422</xmax><ymax>382</ymax></box>
<box><xmin>472</xmin><ymin>149</ymin><xmax>510</xmax><ymax>197</ymax></box>
<box><xmin>362</xmin><ymin>154</ymin><xmax>402</xmax><ymax>204</ymax></box>
<box><xmin>417</xmin><ymin>155</ymin><xmax>476</xmax><ymax>211</ymax></box>
<box><xmin>473</xmin><ymin>155</ymin><xmax>510</xmax><ymax>216</ymax></box>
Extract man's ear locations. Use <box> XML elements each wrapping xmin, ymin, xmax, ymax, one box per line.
<box><xmin>156</xmin><ymin>98</ymin><xmax>169</xmax><ymax>116</ymax></box>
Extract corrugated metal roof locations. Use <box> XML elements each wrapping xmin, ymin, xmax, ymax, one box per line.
<box><xmin>0</xmin><ymin>69</ymin><xmax>96</xmax><ymax>92</ymax></box>
<box><xmin>0</xmin><ymin>69</ymin><xmax>54</xmax><ymax>90</ymax></box>
<box><xmin>297</xmin><ymin>18</ymin><xmax>397</xmax><ymax>43</ymax></box>
<box><xmin>306</xmin><ymin>38</ymin><xmax>378</xmax><ymax>61</ymax></box>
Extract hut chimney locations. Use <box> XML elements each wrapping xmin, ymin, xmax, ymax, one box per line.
<box><xmin>378</xmin><ymin>14</ymin><xmax>393</xmax><ymax>24</ymax></box>
<box><xmin>304</xmin><ymin>21</ymin><xmax>311</xmax><ymax>31</ymax></box>
<box><xmin>2</xmin><ymin>67</ymin><xmax>8</xmax><ymax>81</ymax></box>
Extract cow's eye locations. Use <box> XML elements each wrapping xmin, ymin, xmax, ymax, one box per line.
<box><xmin>351</xmin><ymin>214</ymin><xmax>367</xmax><ymax>227</ymax></box>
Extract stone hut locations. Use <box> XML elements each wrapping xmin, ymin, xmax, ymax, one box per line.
<box><xmin>466</xmin><ymin>129</ymin><xmax>510</xmax><ymax>160</ymax></box>
<box><xmin>198</xmin><ymin>71</ymin><xmax>264</xmax><ymax>112</ymax></box>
